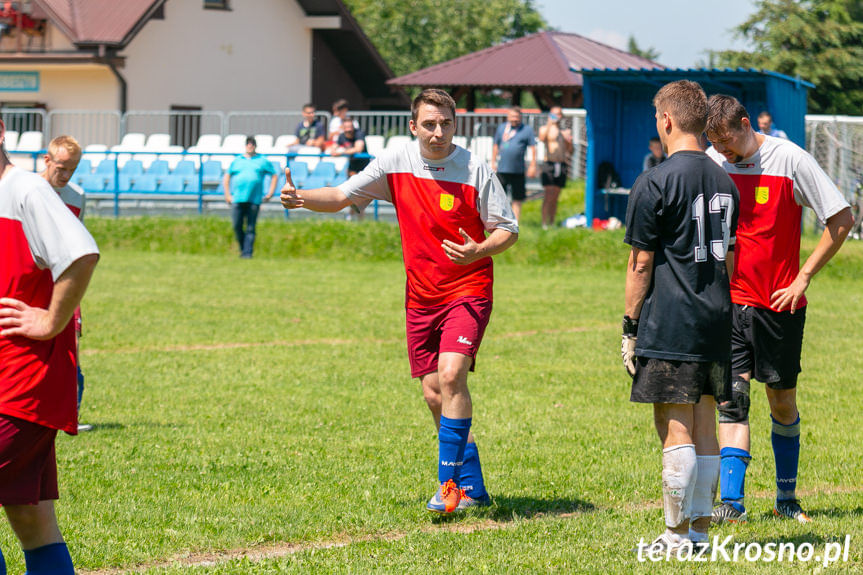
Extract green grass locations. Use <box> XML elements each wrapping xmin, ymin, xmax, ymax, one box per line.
<box><xmin>2</xmin><ymin>202</ymin><xmax>862</xmax><ymax>573</ymax></box>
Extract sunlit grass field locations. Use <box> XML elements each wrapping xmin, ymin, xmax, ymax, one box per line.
<box><xmin>2</xmin><ymin>188</ymin><xmax>861</xmax><ymax>573</ymax></box>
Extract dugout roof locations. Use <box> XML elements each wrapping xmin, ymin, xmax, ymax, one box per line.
<box><xmin>577</xmin><ymin>67</ymin><xmax>815</xmax><ymax>226</ymax></box>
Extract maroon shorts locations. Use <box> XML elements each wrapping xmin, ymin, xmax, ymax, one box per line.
<box><xmin>406</xmin><ymin>296</ymin><xmax>493</xmax><ymax>378</ymax></box>
<box><xmin>0</xmin><ymin>414</ymin><xmax>59</xmax><ymax>505</ymax></box>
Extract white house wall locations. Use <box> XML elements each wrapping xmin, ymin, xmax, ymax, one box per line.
<box><xmin>123</xmin><ymin>0</ymin><xmax>313</xmax><ymax>112</ymax></box>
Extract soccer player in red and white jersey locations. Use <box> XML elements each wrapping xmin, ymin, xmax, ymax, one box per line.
<box><xmin>281</xmin><ymin>89</ymin><xmax>518</xmax><ymax>514</ymax></box>
<box><xmin>42</xmin><ymin>135</ymin><xmax>93</xmax><ymax>433</ymax></box>
<box><xmin>705</xmin><ymin>95</ymin><xmax>853</xmax><ymax>524</ymax></box>
<box><xmin>0</xmin><ymin>121</ymin><xmax>99</xmax><ymax>573</ymax></box>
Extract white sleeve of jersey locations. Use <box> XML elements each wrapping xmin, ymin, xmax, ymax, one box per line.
<box><xmin>477</xmin><ymin>168</ymin><xmax>518</xmax><ymax>234</ymax></box>
<box><xmin>22</xmin><ymin>179</ymin><xmax>99</xmax><ymax>281</ymax></box>
<box><xmin>337</xmin><ymin>153</ymin><xmax>393</xmax><ymax>209</ymax></box>
<box><xmin>792</xmin><ymin>151</ymin><xmax>850</xmax><ymax>224</ymax></box>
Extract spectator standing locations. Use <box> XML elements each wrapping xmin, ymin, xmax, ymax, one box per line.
<box><xmin>492</xmin><ymin>107</ymin><xmax>537</xmax><ymax>221</ymax></box>
<box><xmin>224</xmin><ymin>136</ymin><xmax>277</xmax><ymax>259</ymax></box>
<box><xmin>40</xmin><ymin>135</ymin><xmax>93</xmax><ymax>432</ymax></box>
<box><xmin>642</xmin><ymin>136</ymin><xmax>667</xmax><ymax>172</ymax></box>
<box><xmin>537</xmin><ymin>106</ymin><xmax>573</xmax><ymax>228</ymax></box>
<box><xmin>756</xmin><ymin>111</ymin><xmax>788</xmax><ymax>140</ymax></box>
<box><xmin>0</xmin><ymin>117</ymin><xmax>100</xmax><ymax>575</ymax></box>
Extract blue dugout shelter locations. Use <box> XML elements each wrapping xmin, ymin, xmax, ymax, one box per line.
<box><xmin>577</xmin><ymin>68</ymin><xmax>814</xmax><ymax>226</ymax></box>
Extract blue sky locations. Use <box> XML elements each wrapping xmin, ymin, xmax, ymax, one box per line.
<box><xmin>535</xmin><ymin>0</ymin><xmax>757</xmax><ymax>68</ymax></box>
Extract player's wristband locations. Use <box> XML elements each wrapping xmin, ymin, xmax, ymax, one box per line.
<box><xmin>622</xmin><ymin>315</ymin><xmax>639</xmax><ymax>337</ymax></box>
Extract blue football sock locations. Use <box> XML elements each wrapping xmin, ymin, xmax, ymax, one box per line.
<box><xmin>23</xmin><ymin>542</ymin><xmax>74</xmax><ymax>575</ymax></box>
<box><xmin>719</xmin><ymin>447</ymin><xmax>751</xmax><ymax>512</ymax></box>
<box><xmin>438</xmin><ymin>416</ymin><xmax>471</xmax><ymax>484</ymax></box>
<box><xmin>1</xmin><ymin>545</ymin><xmax>6</xmax><ymax>575</ymax></box>
<box><xmin>458</xmin><ymin>441</ymin><xmax>487</xmax><ymax>498</ymax></box>
<box><xmin>772</xmin><ymin>414</ymin><xmax>801</xmax><ymax>501</ymax></box>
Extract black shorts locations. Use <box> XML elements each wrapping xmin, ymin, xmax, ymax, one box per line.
<box><xmin>731</xmin><ymin>303</ymin><xmax>805</xmax><ymax>389</ymax></box>
<box><xmin>631</xmin><ymin>358</ymin><xmax>731</xmax><ymax>404</ymax></box>
<box><xmin>497</xmin><ymin>172</ymin><xmax>527</xmax><ymax>201</ymax></box>
<box><xmin>540</xmin><ymin>162</ymin><xmax>567</xmax><ymax>188</ymax></box>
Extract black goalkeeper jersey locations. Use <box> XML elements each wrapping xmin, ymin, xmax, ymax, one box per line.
<box><xmin>624</xmin><ymin>150</ymin><xmax>740</xmax><ymax>362</ymax></box>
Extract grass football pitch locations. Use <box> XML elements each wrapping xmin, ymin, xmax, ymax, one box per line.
<box><xmin>2</xmin><ymin>206</ymin><xmax>862</xmax><ymax>573</ymax></box>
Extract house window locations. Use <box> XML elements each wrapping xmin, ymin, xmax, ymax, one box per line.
<box><xmin>203</xmin><ymin>0</ymin><xmax>230</xmax><ymax>9</ymax></box>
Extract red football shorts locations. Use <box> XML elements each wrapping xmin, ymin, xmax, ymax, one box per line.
<box><xmin>0</xmin><ymin>414</ymin><xmax>59</xmax><ymax>505</ymax></box>
<box><xmin>406</xmin><ymin>296</ymin><xmax>493</xmax><ymax>378</ymax></box>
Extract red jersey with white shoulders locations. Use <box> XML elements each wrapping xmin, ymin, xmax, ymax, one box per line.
<box><xmin>338</xmin><ymin>140</ymin><xmax>518</xmax><ymax>308</ymax></box>
<box><xmin>707</xmin><ymin>135</ymin><xmax>849</xmax><ymax>311</ymax></box>
<box><xmin>0</xmin><ymin>167</ymin><xmax>99</xmax><ymax>433</ymax></box>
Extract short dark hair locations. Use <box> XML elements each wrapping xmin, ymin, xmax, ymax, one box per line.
<box><xmin>411</xmin><ymin>89</ymin><xmax>456</xmax><ymax>122</ymax></box>
<box><xmin>649</xmin><ymin>136</ymin><xmax>661</xmax><ymax>144</ymax></box>
<box><xmin>757</xmin><ymin>110</ymin><xmax>772</xmax><ymax>120</ymax></box>
<box><xmin>706</xmin><ymin>94</ymin><xmax>750</xmax><ymax>138</ymax></box>
<box><xmin>246</xmin><ymin>136</ymin><xmax>257</xmax><ymax>146</ymax></box>
<box><xmin>653</xmin><ymin>80</ymin><xmax>707</xmax><ymax>135</ymax></box>
<box><xmin>332</xmin><ymin>98</ymin><xmax>349</xmax><ymax>112</ymax></box>
<box><xmin>302</xmin><ymin>103</ymin><xmax>315</xmax><ymax>110</ymax></box>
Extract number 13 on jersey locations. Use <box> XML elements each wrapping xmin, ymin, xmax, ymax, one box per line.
<box><xmin>692</xmin><ymin>193</ymin><xmax>734</xmax><ymax>262</ymax></box>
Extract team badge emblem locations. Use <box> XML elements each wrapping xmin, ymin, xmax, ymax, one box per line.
<box><xmin>440</xmin><ymin>193</ymin><xmax>454</xmax><ymax>211</ymax></box>
<box><xmin>755</xmin><ymin>186</ymin><xmax>769</xmax><ymax>205</ymax></box>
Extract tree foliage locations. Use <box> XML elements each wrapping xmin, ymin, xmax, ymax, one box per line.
<box><xmin>711</xmin><ymin>0</ymin><xmax>863</xmax><ymax>114</ymax></box>
<box><xmin>627</xmin><ymin>35</ymin><xmax>660</xmax><ymax>62</ymax></box>
<box><xmin>342</xmin><ymin>0</ymin><xmax>546</xmax><ymax>78</ymax></box>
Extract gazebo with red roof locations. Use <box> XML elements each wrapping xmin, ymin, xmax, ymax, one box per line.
<box><xmin>388</xmin><ymin>30</ymin><xmax>663</xmax><ymax>110</ymax></box>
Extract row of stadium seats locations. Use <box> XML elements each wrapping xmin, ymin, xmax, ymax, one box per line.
<box><xmin>71</xmin><ymin>157</ymin><xmax>348</xmax><ymax>194</ymax></box>
<box><xmin>85</xmin><ymin>132</ymin><xmax>511</xmax><ymax>164</ymax></box>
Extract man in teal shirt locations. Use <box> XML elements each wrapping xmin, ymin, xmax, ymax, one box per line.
<box><xmin>224</xmin><ymin>136</ymin><xmax>277</xmax><ymax>258</ymax></box>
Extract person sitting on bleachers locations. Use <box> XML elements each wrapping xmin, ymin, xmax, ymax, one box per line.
<box><xmin>295</xmin><ymin>103</ymin><xmax>325</xmax><ymax>151</ymax></box>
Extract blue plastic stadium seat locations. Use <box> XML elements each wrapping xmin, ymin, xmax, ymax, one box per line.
<box><xmin>95</xmin><ymin>159</ymin><xmax>117</xmax><ymax>174</ymax></box>
<box><xmin>118</xmin><ymin>175</ymin><xmax>133</xmax><ymax>192</ymax></box>
<box><xmin>147</xmin><ymin>160</ymin><xmax>170</xmax><ymax>176</ymax></box>
<box><xmin>185</xmin><ymin>177</ymin><xmax>201</xmax><ymax>192</ymax></box>
<box><xmin>310</xmin><ymin>162</ymin><xmax>337</xmax><ymax>185</ymax></box>
<box><xmin>299</xmin><ymin>175</ymin><xmax>328</xmax><ymax>189</ymax></box>
<box><xmin>73</xmin><ymin>159</ymin><xmax>92</xmax><ymax>176</ymax></box>
<box><xmin>172</xmin><ymin>160</ymin><xmax>196</xmax><ymax>176</ymax></box>
<box><xmin>158</xmin><ymin>175</ymin><xmax>186</xmax><ymax>193</ymax></box>
<box><xmin>288</xmin><ymin>160</ymin><xmax>309</xmax><ymax>185</ymax></box>
<box><xmin>77</xmin><ymin>174</ymin><xmax>105</xmax><ymax>193</ymax></box>
<box><xmin>120</xmin><ymin>160</ymin><xmax>144</xmax><ymax>176</ymax></box>
<box><xmin>202</xmin><ymin>160</ymin><xmax>223</xmax><ymax>184</ymax></box>
<box><xmin>131</xmin><ymin>175</ymin><xmax>158</xmax><ymax>193</ymax></box>
<box><xmin>102</xmin><ymin>173</ymin><xmax>116</xmax><ymax>191</ymax></box>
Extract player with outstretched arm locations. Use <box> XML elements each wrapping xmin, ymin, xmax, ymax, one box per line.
<box><xmin>281</xmin><ymin>89</ymin><xmax>518</xmax><ymax>514</ymax></box>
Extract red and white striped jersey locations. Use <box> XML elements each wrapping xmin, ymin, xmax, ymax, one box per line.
<box><xmin>339</xmin><ymin>141</ymin><xmax>518</xmax><ymax>308</ymax></box>
<box><xmin>0</xmin><ymin>167</ymin><xmax>99</xmax><ymax>433</ymax></box>
<box><xmin>707</xmin><ymin>135</ymin><xmax>849</xmax><ymax>311</ymax></box>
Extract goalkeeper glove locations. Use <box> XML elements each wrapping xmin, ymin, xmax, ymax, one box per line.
<box><xmin>621</xmin><ymin>315</ymin><xmax>638</xmax><ymax>377</ymax></box>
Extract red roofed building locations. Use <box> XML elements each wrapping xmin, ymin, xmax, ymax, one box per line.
<box><xmin>388</xmin><ymin>30</ymin><xmax>663</xmax><ymax>109</ymax></box>
<box><xmin>0</xmin><ymin>0</ymin><xmax>406</xmax><ymax>113</ymax></box>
